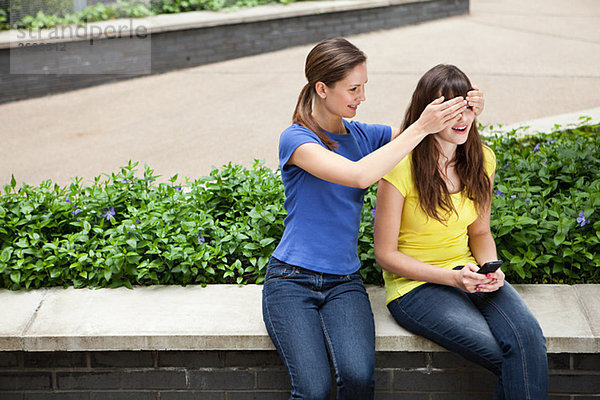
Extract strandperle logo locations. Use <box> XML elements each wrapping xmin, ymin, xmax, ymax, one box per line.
<box><xmin>9</xmin><ymin>18</ymin><xmax>151</xmax><ymax>75</ymax></box>
<box><xmin>14</xmin><ymin>18</ymin><xmax>148</xmax><ymax>43</ymax></box>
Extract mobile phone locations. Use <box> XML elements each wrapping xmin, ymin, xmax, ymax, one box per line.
<box><xmin>477</xmin><ymin>260</ymin><xmax>503</xmax><ymax>274</ymax></box>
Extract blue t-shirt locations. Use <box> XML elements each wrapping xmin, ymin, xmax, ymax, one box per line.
<box><xmin>272</xmin><ymin>119</ymin><xmax>392</xmax><ymax>275</ymax></box>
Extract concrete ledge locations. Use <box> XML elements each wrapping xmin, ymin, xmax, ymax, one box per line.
<box><xmin>482</xmin><ymin>106</ymin><xmax>600</xmax><ymax>137</ymax></box>
<box><xmin>2</xmin><ymin>284</ymin><xmax>599</xmax><ymax>353</ymax></box>
<box><xmin>0</xmin><ymin>0</ymin><xmax>419</xmax><ymax>48</ymax></box>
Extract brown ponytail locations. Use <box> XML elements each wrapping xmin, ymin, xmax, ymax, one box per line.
<box><xmin>292</xmin><ymin>37</ymin><xmax>367</xmax><ymax>150</ymax></box>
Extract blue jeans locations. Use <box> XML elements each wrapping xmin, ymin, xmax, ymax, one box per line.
<box><xmin>388</xmin><ymin>281</ymin><xmax>548</xmax><ymax>400</ymax></box>
<box><xmin>262</xmin><ymin>257</ymin><xmax>375</xmax><ymax>400</ymax></box>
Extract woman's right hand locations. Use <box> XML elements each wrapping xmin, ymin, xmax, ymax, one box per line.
<box><xmin>454</xmin><ymin>263</ymin><xmax>493</xmax><ymax>293</ymax></box>
<box><xmin>415</xmin><ymin>96</ymin><xmax>468</xmax><ymax>135</ymax></box>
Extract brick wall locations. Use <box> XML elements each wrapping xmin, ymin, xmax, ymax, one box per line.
<box><xmin>0</xmin><ymin>0</ymin><xmax>469</xmax><ymax>104</ymax></box>
<box><xmin>1</xmin><ymin>351</ymin><xmax>599</xmax><ymax>399</ymax></box>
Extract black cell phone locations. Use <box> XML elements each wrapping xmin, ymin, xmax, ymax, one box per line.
<box><xmin>477</xmin><ymin>260</ymin><xmax>503</xmax><ymax>274</ymax></box>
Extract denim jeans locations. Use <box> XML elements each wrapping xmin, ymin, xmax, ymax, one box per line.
<box><xmin>388</xmin><ymin>281</ymin><xmax>548</xmax><ymax>400</ymax></box>
<box><xmin>262</xmin><ymin>257</ymin><xmax>375</xmax><ymax>400</ymax></box>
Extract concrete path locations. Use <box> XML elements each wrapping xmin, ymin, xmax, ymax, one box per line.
<box><xmin>1</xmin><ymin>0</ymin><xmax>599</xmax><ymax>186</ymax></box>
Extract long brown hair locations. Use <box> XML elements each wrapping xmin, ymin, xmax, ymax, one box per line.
<box><xmin>402</xmin><ymin>64</ymin><xmax>491</xmax><ymax>222</ymax></box>
<box><xmin>292</xmin><ymin>37</ymin><xmax>367</xmax><ymax>150</ymax></box>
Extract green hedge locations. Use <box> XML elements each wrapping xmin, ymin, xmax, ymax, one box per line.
<box><xmin>487</xmin><ymin>121</ymin><xmax>600</xmax><ymax>284</ymax></box>
<box><xmin>1</xmin><ymin>122</ymin><xmax>598</xmax><ymax>290</ymax></box>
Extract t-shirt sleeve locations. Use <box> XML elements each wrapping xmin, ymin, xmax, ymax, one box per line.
<box><xmin>483</xmin><ymin>145</ymin><xmax>497</xmax><ymax>177</ymax></box>
<box><xmin>278</xmin><ymin>125</ymin><xmax>322</xmax><ymax>169</ymax></box>
<box><xmin>349</xmin><ymin>120</ymin><xmax>392</xmax><ymax>153</ymax></box>
<box><xmin>382</xmin><ymin>156</ymin><xmax>412</xmax><ymax>197</ymax></box>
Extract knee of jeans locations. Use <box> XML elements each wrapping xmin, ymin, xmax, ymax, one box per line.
<box><xmin>293</xmin><ymin>378</ymin><xmax>332</xmax><ymax>400</ymax></box>
<box><xmin>337</xmin><ymin>365</ymin><xmax>374</xmax><ymax>395</ymax></box>
<box><xmin>504</xmin><ymin>320</ymin><xmax>547</xmax><ymax>357</ymax></box>
<box><xmin>525</xmin><ymin>324</ymin><xmax>547</xmax><ymax>353</ymax></box>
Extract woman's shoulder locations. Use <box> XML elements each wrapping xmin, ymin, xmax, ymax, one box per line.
<box><xmin>281</xmin><ymin>123</ymin><xmax>314</xmax><ymax>136</ymax></box>
<box><xmin>345</xmin><ymin>119</ymin><xmax>391</xmax><ymax>135</ymax></box>
<box><xmin>482</xmin><ymin>144</ymin><xmax>496</xmax><ymax>160</ymax></box>
<box><xmin>280</xmin><ymin>123</ymin><xmax>321</xmax><ymax>144</ymax></box>
<box><xmin>481</xmin><ymin>144</ymin><xmax>497</xmax><ymax>175</ymax></box>
<box><xmin>383</xmin><ymin>153</ymin><xmax>413</xmax><ymax>191</ymax></box>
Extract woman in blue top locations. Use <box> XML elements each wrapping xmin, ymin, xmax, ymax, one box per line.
<box><xmin>262</xmin><ymin>37</ymin><xmax>484</xmax><ymax>399</ymax></box>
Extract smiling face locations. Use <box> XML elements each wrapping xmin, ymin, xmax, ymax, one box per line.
<box><xmin>436</xmin><ymin>105</ymin><xmax>476</xmax><ymax>147</ymax></box>
<box><xmin>319</xmin><ymin>62</ymin><xmax>367</xmax><ymax>120</ymax></box>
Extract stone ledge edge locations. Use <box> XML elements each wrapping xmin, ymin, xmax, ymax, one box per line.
<box><xmin>1</xmin><ymin>284</ymin><xmax>599</xmax><ymax>353</ymax></box>
<box><xmin>480</xmin><ymin>107</ymin><xmax>600</xmax><ymax>137</ymax></box>
<box><xmin>2</xmin><ymin>336</ymin><xmax>598</xmax><ymax>353</ymax></box>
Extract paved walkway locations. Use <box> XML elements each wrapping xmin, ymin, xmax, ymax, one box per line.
<box><xmin>1</xmin><ymin>0</ymin><xmax>599</xmax><ymax>186</ymax></box>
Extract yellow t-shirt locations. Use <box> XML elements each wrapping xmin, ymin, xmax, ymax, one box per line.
<box><xmin>382</xmin><ymin>145</ymin><xmax>496</xmax><ymax>304</ymax></box>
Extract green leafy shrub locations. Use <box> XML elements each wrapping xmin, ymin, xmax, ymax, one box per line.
<box><xmin>15</xmin><ymin>1</ymin><xmax>153</xmax><ymax>29</ymax></box>
<box><xmin>151</xmin><ymin>0</ymin><xmax>225</xmax><ymax>13</ymax></box>
<box><xmin>0</xmin><ymin>8</ymin><xmax>9</xmax><ymax>30</ymax></box>
<box><xmin>0</xmin><ymin>123</ymin><xmax>598</xmax><ymax>290</ymax></box>
<box><xmin>2</xmin><ymin>0</ymin><xmax>73</xmax><ymax>27</ymax></box>
<box><xmin>486</xmin><ymin>120</ymin><xmax>600</xmax><ymax>284</ymax></box>
<box><xmin>0</xmin><ymin>160</ymin><xmax>285</xmax><ymax>289</ymax></box>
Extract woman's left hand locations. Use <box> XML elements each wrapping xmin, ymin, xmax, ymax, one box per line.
<box><xmin>466</xmin><ymin>85</ymin><xmax>484</xmax><ymax>117</ymax></box>
<box><xmin>476</xmin><ymin>268</ymin><xmax>505</xmax><ymax>292</ymax></box>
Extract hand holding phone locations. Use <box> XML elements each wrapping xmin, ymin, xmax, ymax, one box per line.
<box><xmin>477</xmin><ymin>260</ymin><xmax>503</xmax><ymax>275</ymax></box>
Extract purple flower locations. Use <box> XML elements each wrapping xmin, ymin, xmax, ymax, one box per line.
<box><xmin>65</xmin><ymin>198</ymin><xmax>71</xmax><ymax>203</ymax></box>
<box><xmin>503</xmin><ymin>162</ymin><xmax>510</xmax><ymax>169</ymax></box>
<box><xmin>131</xmin><ymin>224</ymin><xmax>136</xmax><ymax>229</ymax></box>
<box><xmin>576</xmin><ymin>211</ymin><xmax>590</xmax><ymax>227</ymax></box>
<box><xmin>136</xmin><ymin>218</ymin><xmax>141</xmax><ymax>224</ymax></box>
<box><xmin>371</xmin><ymin>207</ymin><xmax>376</xmax><ymax>218</ymax></box>
<box><xmin>547</xmin><ymin>139</ymin><xmax>557</xmax><ymax>144</ymax></box>
<box><xmin>175</xmin><ymin>186</ymin><xmax>182</xmax><ymax>191</ymax></box>
<box><xmin>121</xmin><ymin>179</ymin><xmax>131</xmax><ymax>184</ymax></box>
<box><xmin>101</xmin><ymin>207</ymin><xmax>115</xmax><ymax>221</ymax></box>
<box><xmin>533</xmin><ymin>143</ymin><xmax>540</xmax><ymax>152</ymax></box>
<box><xmin>72</xmin><ymin>208</ymin><xmax>81</xmax><ymax>215</ymax></box>
<box><xmin>525</xmin><ymin>198</ymin><xmax>530</xmax><ymax>204</ymax></box>
<box><xmin>198</xmin><ymin>234</ymin><xmax>206</xmax><ymax>244</ymax></box>
<box><xmin>494</xmin><ymin>189</ymin><xmax>505</xmax><ymax>197</ymax></box>
<box><xmin>510</xmin><ymin>195</ymin><xmax>517</xmax><ymax>199</ymax></box>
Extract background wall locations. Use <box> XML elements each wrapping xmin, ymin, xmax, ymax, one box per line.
<box><xmin>1</xmin><ymin>350</ymin><xmax>599</xmax><ymax>399</ymax></box>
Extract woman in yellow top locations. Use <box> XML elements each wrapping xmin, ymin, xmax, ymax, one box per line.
<box><xmin>374</xmin><ymin>64</ymin><xmax>548</xmax><ymax>399</ymax></box>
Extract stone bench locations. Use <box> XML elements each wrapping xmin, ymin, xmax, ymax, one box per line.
<box><xmin>1</xmin><ymin>284</ymin><xmax>599</xmax><ymax>398</ymax></box>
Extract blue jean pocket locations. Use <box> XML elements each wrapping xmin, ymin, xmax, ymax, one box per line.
<box><xmin>264</xmin><ymin>258</ymin><xmax>298</xmax><ymax>282</ymax></box>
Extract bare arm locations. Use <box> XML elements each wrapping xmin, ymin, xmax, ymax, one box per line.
<box><xmin>467</xmin><ymin>172</ymin><xmax>505</xmax><ymax>292</ymax></box>
<box><xmin>467</xmin><ymin>173</ymin><xmax>498</xmax><ymax>265</ymax></box>
<box><xmin>373</xmin><ymin>179</ymin><xmax>491</xmax><ymax>293</ymax></box>
<box><xmin>288</xmin><ymin>96</ymin><xmax>467</xmax><ymax>189</ymax></box>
